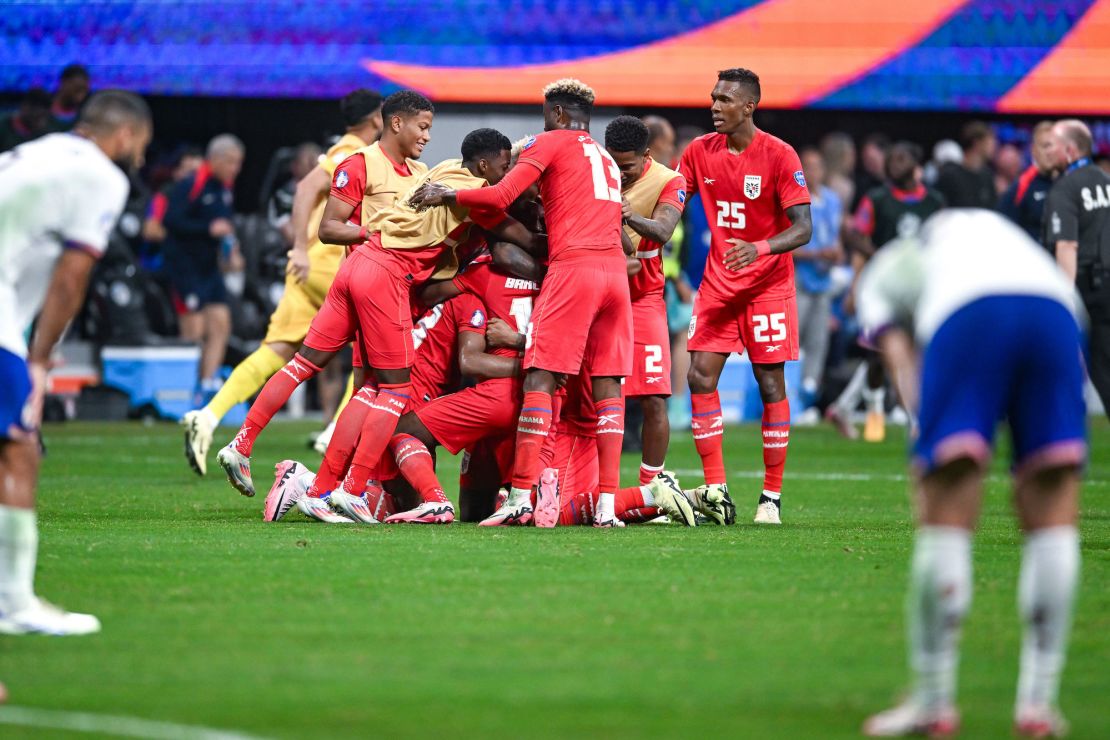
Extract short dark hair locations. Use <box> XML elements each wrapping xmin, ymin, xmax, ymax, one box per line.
<box><xmin>717</xmin><ymin>68</ymin><xmax>761</xmax><ymax>103</ymax></box>
<box><xmin>890</xmin><ymin>140</ymin><xmax>924</xmax><ymax>166</ymax></box>
<box><xmin>461</xmin><ymin>127</ymin><xmax>511</xmax><ymax>161</ymax></box>
<box><xmin>22</xmin><ymin>87</ymin><xmax>52</xmax><ymax>110</ymax></box>
<box><xmin>60</xmin><ymin>63</ymin><xmax>89</xmax><ymax>81</ymax></box>
<box><xmin>77</xmin><ymin>90</ymin><xmax>151</xmax><ymax>133</ymax></box>
<box><xmin>960</xmin><ymin>121</ymin><xmax>993</xmax><ymax>151</ymax></box>
<box><xmin>382</xmin><ymin>90</ymin><xmax>434</xmax><ymax>121</ymax></box>
<box><xmin>340</xmin><ymin>88</ymin><xmax>383</xmax><ymax>128</ymax></box>
<box><xmin>863</xmin><ymin>132</ymin><xmax>891</xmax><ymax>151</ymax></box>
<box><xmin>605</xmin><ymin>115</ymin><xmax>650</xmax><ymax>154</ymax></box>
<box><xmin>542</xmin><ymin>79</ymin><xmax>595</xmax><ymax>114</ymax></box>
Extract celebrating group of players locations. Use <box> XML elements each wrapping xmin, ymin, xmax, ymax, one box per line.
<box><xmin>183</xmin><ymin>68</ymin><xmax>813</xmax><ymax>528</ymax></box>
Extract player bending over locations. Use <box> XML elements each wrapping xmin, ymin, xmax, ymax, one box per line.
<box><xmin>859</xmin><ymin>210</ymin><xmax>1085</xmax><ymax>738</ymax></box>
<box><xmin>0</xmin><ymin>92</ymin><xmax>151</xmax><ymax>634</ymax></box>
<box><xmin>676</xmin><ymin>68</ymin><xmax>812</xmax><ymax>525</ymax></box>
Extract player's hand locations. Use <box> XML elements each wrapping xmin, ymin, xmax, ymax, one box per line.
<box><xmin>621</xmin><ymin>197</ymin><xmax>634</xmax><ymax>222</ymax></box>
<box><xmin>209</xmin><ymin>218</ymin><xmax>234</xmax><ymax>238</ymax></box>
<box><xmin>485</xmin><ymin>318</ymin><xmax>523</xmax><ymax>350</ymax></box>
<box><xmin>723</xmin><ymin>238</ymin><xmax>759</xmax><ymax>270</ymax></box>
<box><xmin>410</xmin><ymin>183</ymin><xmax>453</xmax><ymax>210</ymax></box>
<box><xmin>286</xmin><ymin>247</ymin><xmax>310</xmax><ymax>284</ymax></box>
<box><xmin>23</xmin><ymin>361</ymin><xmax>49</xmax><ymax>431</ymax></box>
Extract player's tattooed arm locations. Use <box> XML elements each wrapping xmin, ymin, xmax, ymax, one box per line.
<box><xmin>623</xmin><ymin>201</ymin><xmax>681</xmax><ymax>246</ymax></box>
<box><xmin>419</xmin><ymin>279</ymin><xmax>463</xmax><ymax>307</ymax></box>
<box><xmin>318</xmin><ymin>195</ymin><xmax>365</xmax><ymax>246</ymax></box>
<box><xmin>410</xmin><ymin>182</ymin><xmax>456</xmax><ymax>209</ymax></box>
<box><xmin>723</xmin><ymin>203</ymin><xmax>813</xmax><ymax>271</ymax></box>
<box><xmin>490</xmin><ymin>242</ymin><xmax>544</xmax><ymax>281</ymax></box>
<box><xmin>458</xmin><ymin>331</ymin><xmax>521</xmax><ymax>380</ymax></box>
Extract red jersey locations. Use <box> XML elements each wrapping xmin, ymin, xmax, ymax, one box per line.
<box><xmin>452</xmin><ymin>253</ymin><xmax>541</xmax><ymax>359</ymax></box>
<box><xmin>410</xmin><ymin>292</ymin><xmax>487</xmax><ymax>403</ymax></box>
<box><xmin>678</xmin><ymin>130</ymin><xmax>809</xmax><ymax>299</ymax></box>
<box><xmin>624</xmin><ymin>158</ymin><xmax>686</xmax><ymax>300</ymax></box>
<box><xmin>458</xmin><ymin>128</ymin><xmax>623</xmax><ymax>263</ymax></box>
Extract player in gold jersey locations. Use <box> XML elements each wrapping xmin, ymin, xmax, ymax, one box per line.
<box><xmin>604</xmin><ymin>116</ymin><xmax>692</xmax><ymax>503</ymax></box>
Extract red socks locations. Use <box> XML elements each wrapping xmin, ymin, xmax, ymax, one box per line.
<box><xmin>510</xmin><ymin>391</ymin><xmax>553</xmax><ymax>491</ymax></box>
<box><xmin>762</xmin><ymin>399</ymin><xmax>790</xmax><ymax>494</ymax></box>
<box><xmin>390</xmin><ymin>434</ymin><xmax>448</xmax><ymax>504</ymax></box>
<box><xmin>638</xmin><ymin>461</ymin><xmax>663</xmax><ymax>485</ymax></box>
<box><xmin>691</xmin><ymin>391</ymin><xmax>726</xmax><ymax>485</ymax></box>
<box><xmin>232</xmin><ymin>353</ymin><xmax>322</xmax><ymax>456</ymax></box>
<box><xmin>594</xmin><ymin>397</ymin><xmax>625</xmax><ymax>494</ymax></box>
<box><xmin>341</xmin><ymin>382</ymin><xmax>412</xmax><ymax>496</ymax></box>
<box><xmin>310</xmin><ymin>383</ymin><xmax>377</xmax><ymax>497</ymax></box>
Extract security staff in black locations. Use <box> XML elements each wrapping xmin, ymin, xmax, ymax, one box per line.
<box><xmin>1044</xmin><ymin>119</ymin><xmax>1110</xmax><ymax>418</ymax></box>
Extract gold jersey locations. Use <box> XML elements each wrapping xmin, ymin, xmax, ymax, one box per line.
<box><xmin>622</xmin><ymin>158</ymin><xmax>683</xmax><ymax>251</ymax></box>
<box><xmin>357</xmin><ymin>141</ymin><xmax>428</xmax><ymax>232</ymax></box>
<box><xmin>305</xmin><ymin>132</ymin><xmax>366</xmax><ymax>250</ymax></box>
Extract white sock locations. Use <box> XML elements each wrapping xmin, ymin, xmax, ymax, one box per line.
<box><xmin>639</xmin><ymin>485</ymin><xmax>655</xmax><ymax>507</ymax></box>
<box><xmin>834</xmin><ymin>361</ymin><xmax>868</xmax><ymax>413</ymax></box>
<box><xmin>863</xmin><ymin>386</ymin><xmax>886</xmax><ymax>414</ymax></box>
<box><xmin>909</xmin><ymin>526</ymin><xmax>972</xmax><ymax>710</ymax></box>
<box><xmin>596</xmin><ymin>491</ymin><xmax>615</xmax><ymax>520</ymax></box>
<box><xmin>509</xmin><ymin>486</ymin><xmax>531</xmax><ymax>505</ymax></box>
<box><xmin>1016</xmin><ymin>526</ymin><xmax>1079</xmax><ymax>710</ymax></box>
<box><xmin>761</xmin><ymin>489</ymin><xmax>781</xmax><ymax>501</ymax></box>
<box><xmin>0</xmin><ymin>504</ymin><xmax>38</xmax><ymax>613</ymax></box>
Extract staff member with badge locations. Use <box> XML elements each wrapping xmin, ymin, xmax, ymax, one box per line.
<box><xmin>1044</xmin><ymin>118</ymin><xmax>1110</xmax><ymax>418</ymax></box>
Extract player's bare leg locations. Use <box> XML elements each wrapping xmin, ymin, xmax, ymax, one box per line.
<box><xmin>752</xmin><ymin>362</ymin><xmax>790</xmax><ymax>524</ymax></box>
<box><xmin>0</xmin><ymin>436</ymin><xmax>99</xmax><ymax>636</ymax></box>
<box><xmin>1011</xmin><ymin>465</ymin><xmax>1080</xmax><ymax>738</ymax></box>
<box><xmin>863</xmin><ymin>354</ymin><xmax>887</xmax><ymax>443</ymax></box>
<box><xmin>637</xmin><ymin>394</ymin><xmax>669</xmax><ymax>485</ymax></box>
<box><xmin>864</xmin><ymin>459</ymin><xmax>981</xmax><ymax>737</ymax></box>
<box><xmin>685</xmin><ymin>350</ymin><xmax>736</xmax><ymax>523</ymax></box>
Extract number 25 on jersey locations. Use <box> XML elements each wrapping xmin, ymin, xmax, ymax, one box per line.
<box><xmin>716</xmin><ymin>200</ymin><xmax>746</xmax><ymax>229</ymax></box>
<box><xmin>583</xmin><ymin>142</ymin><xmax>621</xmax><ymax>203</ymax></box>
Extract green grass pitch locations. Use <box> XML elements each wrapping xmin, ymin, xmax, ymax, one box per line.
<box><xmin>1</xmin><ymin>419</ymin><xmax>1108</xmax><ymax>738</ymax></box>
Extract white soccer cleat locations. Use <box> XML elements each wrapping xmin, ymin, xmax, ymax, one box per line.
<box><xmin>863</xmin><ymin>700</ymin><xmax>959</xmax><ymax>737</ymax></box>
<box><xmin>296</xmin><ymin>495</ymin><xmax>354</xmax><ymax>523</ymax></box>
<box><xmin>687</xmin><ymin>483</ymin><xmax>736</xmax><ymax>525</ymax></box>
<box><xmin>216</xmin><ymin>443</ymin><xmax>255</xmax><ymax>497</ymax></box>
<box><xmin>0</xmin><ymin>598</ymin><xmax>101</xmax><ymax>636</ymax></box>
<box><xmin>592</xmin><ymin>513</ymin><xmax>625</xmax><ymax>528</ymax></box>
<box><xmin>313</xmin><ymin>421</ymin><xmax>336</xmax><ymax>456</ymax></box>
<box><xmin>1015</xmin><ymin>704</ymin><xmax>1069</xmax><ymax>738</ymax></box>
<box><xmin>649</xmin><ymin>471</ymin><xmax>696</xmax><ymax>527</ymax></box>
<box><xmin>753</xmin><ymin>500</ymin><xmax>781</xmax><ymax>525</ymax></box>
<box><xmin>182</xmin><ymin>409</ymin><xmax>216</xmax><ymax>476</ymax></box>
<box><xmin>385</xmin><ymin>500</ymin><xmax>455</xmax><ymax>524</ymax></box>
<box><xmin>479</xmin><ymin>495</ymin><xmax>533</xmax><ymax>526</ymax></box>
<box><xmin>264</xmin><ymin>460</ymin><xmax>310</xmax><ymax>522</ymax></box>
<box><xmin>328</xmin><ymin>490</ymin><xmax>380</xmax><ymax>524</ymax></box>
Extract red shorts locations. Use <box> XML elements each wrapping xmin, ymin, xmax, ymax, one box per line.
<box><xmin>524</xmin><ymin>254</ymin><xmax>632</xmax><ymax>377</ymax></box>
<box><xmin>687</xmin><ymin>287</ymin><xmax>799</xmax><ymax>363</ymax></box>
<box><xmin>416</xmin><ymin>377</ymin><xmax>523</xmax><ymax>455</ymax></box>
<box><xmin>303</xmin><ymin>244</ymin><xmax>415</xmax><ymax>370</ymax></box>
<box><xmin>625</xmin><ymin>293</ymin><xmax>671</xmax><ymax>397</ymax></box>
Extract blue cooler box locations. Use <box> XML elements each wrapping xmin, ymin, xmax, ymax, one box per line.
<box><xmin>101</xmin><ymin>346</ymin><xmax>200</xmax><ymax>421</ymax></box>
<box><xmin>715</xmin><ymin>353</ymin><xmax>803</xmax><ymax>423</ymax></box>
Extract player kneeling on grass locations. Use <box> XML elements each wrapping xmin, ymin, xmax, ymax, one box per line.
<box><xmin>858</xmin><ymin>210</ymin><xmax>1085</xmax><ymax>739</ymax></box>
<box><xmin>0</xmin><ymin>91</ymin><xmax>151</xmax><ymax>635</ymax></box>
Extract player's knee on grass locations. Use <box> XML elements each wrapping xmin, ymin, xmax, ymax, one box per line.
<box><xmin>917</xmin><ymin>458</ymin><xmax>984</xmax><ymax>529</ymax></box>
<box><xmin>752</xmin><ymin>362</ymin><xmax>787</xmax><ymax>403</ymax></box>
<box><xmin>1014</xmin><ymin>465</ymin><xmax>1081</xmax><ymax>531</ymax></box>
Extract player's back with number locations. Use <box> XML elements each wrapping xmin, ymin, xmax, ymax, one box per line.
<box><xmin>517</xmin><ymin>129</ymin><xmax>622</xmax><ymax>260</ymax></box>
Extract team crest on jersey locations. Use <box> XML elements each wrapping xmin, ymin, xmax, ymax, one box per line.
<box><xmin>678</xmin><ymin>189</ymin><xmax>687</xmax><ymax>204</ymax></box>
<box><xmin>794</xmin><ymin>170</ymin><xmax>807</xmax><ymax>188</ymax></box>
<box><xmin>469</xmin><ymin>309</ymin><xmax>486</xmax><ymax>328</ymax></box>
<box><xmin>744</xmin><ymin>174</ymin><xmax>762</xmax><ymax>199</ymax></box>
<box><xmin>335</xmin><ymin>170</ymin><xmax>349</xmax><ymax>188</ymax></box>
<box><xmin>523</xmin><ymin>136</ymin><xmax>537</xmax><ymax>151</ymax></box>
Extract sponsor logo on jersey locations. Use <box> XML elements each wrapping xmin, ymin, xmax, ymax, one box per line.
<box><xmin>703</xmin><ymin>177</ymin><xmax>715</xmax><ymax>185</ymax></box>
<box><xmin>645</xmin><ymin>376</ymin><xmax>664</xmax><ymax>384</ymax></box>
<box><xmin>523</xmin><ymin>136</ymin><xmax>537</xmax><ymax>151</ymax></box>
<box><xmin>744</xmin><ymin>174</ymin><xmax>761</xmax><ymax>199</ymax></box>
<box><xmin>504</xmin><ymin>277</ymin><xmax>539</xmax><ymax>291</ymax></box>
<box><xmin>794</xmin><ymin>170</ymin><xmax>807</xmax><ymax>188</ymax></box>
<box><xmin>765</xmin><ymin>344</ymin><xmax>782</xmax><ymax>352</ymax></box>
<box><xmin>336</xmin><ymin>170</ymin><xmax>349</xmax><ymax>188</ymax></box>
<box><xmin>678</xmin><ymin>189</ymin><xmax>687</xmax><ymax>204</ymax></box>
<box><xmin>470</xmin><ymin>309</ymin><xmax>485</xmax><ymax>327</ymax></box>
<box><xmin>1080</xmin><ymin>183</ymin><xmax>1110</xmax><ymax>212</ymax></box>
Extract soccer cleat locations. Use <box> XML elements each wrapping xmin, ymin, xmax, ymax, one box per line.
<box><xmin>1015</xmin><ymin>705</ymin><xmax>1069</xmax><ymax>738</ymax></box>
<box><xmin>0</xmin><ymin>598</ymin><xmax>101</xmax><ymax>636</ymax></box>
<box><xmin>864</xmin><ymin>409</ymin><xmax>887</xmax><ymax>443</ymax></box>
<box><xmin>216</xmin><ymin>444</ymin><xmax>255</xmax><ymax>497</ymax></box>
<box><xmin>863</xmin><ymin>700</ymin><xmax>959</xmax><ymax>737</ymax></box>
<box><xmin>296</xmin><ymin>495</ymin><xmax>354</xmax><ymax>524</ymax></box>
<box><xmin>385</xmin><ymin>500</ymin><xmax>455</xmax><ymax>524</ymax></box>
<box><xmin>593</xmin><ymin>512</ymin><xmax>625</xmax><ymax>528</ymax></box>
<box><xmin>532</xmin><ymin>468</ymin><xmax>560</xmax><ymax>528</ymax></box>
<box><xmin>687</xmin><ymin>483</ymin><xmax>736</xmax><ymax>525</ymax></box>
<box><xmin>649</xmin><ymin>471</ymin><xmax>696</xmax><ymax>526</ymax></box>
<box><xmin>329</xmin><ymin>490</ymin><xmax>380</xmax><ymax>524</ymax></box>
<box><xmin>182</xmin><ymin>409</ymin><xmax>216</xmax><ymax>476</ymax></box>
<box><xmin>264</xmin><ymin>460</ymin><xmax>310</xmax><ymax>522</ymax></box>
<box><xmin>479</xmin><ymin>496</ymin><xmax>534</xmax><ymax>527</ymax></box>
<box><xmin>754</xmin><ymin>500</ymin><xmax>782</xmax><ymax>525</ymax></box>
<box><xmin>494</xmin><ymin>488</ymin><xmax>509</xmax><ymax>511</ymax></box>
<box><xmin>313</xmin><ymin>421</ymin><xmax>335</xmax><ymax>456</ymax></box>
<box><xmin>826</xmin><ymin>405</ymin><xmax>860</xmax><ymax>440</ymax></box>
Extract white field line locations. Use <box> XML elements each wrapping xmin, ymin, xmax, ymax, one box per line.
<box><xmin>0</xmin><ymin>706</ymin><xmax>271</xmax><ymax>740</ymax></box>
<box><xmin>669</xmin><ymin>469</ymin><xmax>1108</xmax><ymax>487</ymax></box>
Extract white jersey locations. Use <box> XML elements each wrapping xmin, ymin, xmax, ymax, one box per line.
<box><xmin>858</xmin><ymin>209</ymin><xmax>1081</xmax><ymax>345</ymax></box>
<box><xmin>0</xmin><ymin>133</ymin><xmax>129</xmax><ymax>357</ymax></box>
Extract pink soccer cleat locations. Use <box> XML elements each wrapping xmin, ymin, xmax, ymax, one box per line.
<box><xmin>532</xmin><ymin>468</ymin><xmax>560</xmax><ymax>528</ymax></box>
<box><xmin>384</xmin><ymin>500</ymin><xmax>455</xmax><ymax>524</ymax></box>
<box><xmin>1014</xmin><ymin>705</ymin><xmax>1069</xmax><ymax>738</ymax></box>
<box><xmin>264</xmin><ymin>460</ymin><xmax>310</xmax><ymax>522</ymax></box>
<box><xmin>479</xmin><ymin>496</ymin><xmax>533</xmax><ymax>526</ymax></box>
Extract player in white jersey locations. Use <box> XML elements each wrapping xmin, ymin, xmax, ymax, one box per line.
<box><xmin>0</xmin><ymin>91</ymin><xmax>151</xmax><ymax>636</ymax></box>
<box><xmin>858</xmin><ymin>210</ymin><xmax>1086</xmax><ymax>738</ymax></box>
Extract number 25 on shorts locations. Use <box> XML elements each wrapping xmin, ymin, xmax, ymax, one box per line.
<box><xmin>752</xmin><ymin>313</ymin><xmax>786</xmax><ymax>343</ymax></box>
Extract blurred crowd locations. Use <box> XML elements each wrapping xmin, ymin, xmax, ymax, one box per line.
<box><xmin>3</xmin><ymin>69</ymin><xmax>1104</xmax><ymax>425</ymax></box>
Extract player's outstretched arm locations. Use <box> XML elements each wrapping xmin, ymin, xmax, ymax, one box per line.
<box><xmin>723</xmin><ymin>203</ymin><xmax>813</xmax><ymax>271</ymax></box>
<box><xmin>490</xmin><ymin>242</ymin><xmax>544</xmax><ymax>281</ymax></box>
<box><xmin>624</xmin><ymin>202</ymin><xmax>681</xmax><ymax>246</ymax></box>
<box><xmin>317</xmin><ymin>195</ymin><xmax>364</xmax><ymax>246</ymax></box>
<box><xmin>457</xmin><ymin>331</ymin><xmax>521</xmax><ymax>381</ymax></box>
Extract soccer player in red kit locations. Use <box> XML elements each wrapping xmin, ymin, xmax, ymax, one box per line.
<box><xmin>411</xmin><ymin>79</ymin><xmax>633</xmax><ymax>528</ymax></box>
<box><xmin>677</xmin><ymin>68</ymin><xmax>813</xmax><ymax>525</ymax></box>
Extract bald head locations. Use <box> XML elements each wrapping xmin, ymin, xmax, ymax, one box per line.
<box><xmin>1054</xmin><ymin>119</ymin><xmax>1093</xmax><ymax>161</ymax></box>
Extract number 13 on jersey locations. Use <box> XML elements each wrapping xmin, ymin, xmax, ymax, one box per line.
<box><xmin>583</xmin><ymin>142</ymin><xmax>621</xmax><ymax>203</ymax></box>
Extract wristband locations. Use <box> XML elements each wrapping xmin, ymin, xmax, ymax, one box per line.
<box><xmin>357</xmin><ymin>224</ymin><xmax>368</xmax><ymax>242</ymax></box>
<box><xmin>754</xmin><ymin>240</ymin><xmax>772</xmax><ymax>257</ymax></box>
